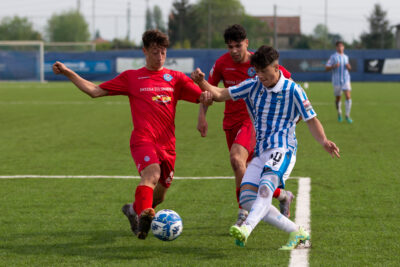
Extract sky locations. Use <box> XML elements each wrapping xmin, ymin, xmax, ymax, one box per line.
<box><xmin>0</xmin><ymin>0</ymin><xmax>399</xmax><ymax>45</ymax></box>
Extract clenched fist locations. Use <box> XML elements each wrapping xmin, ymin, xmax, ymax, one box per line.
<box><xmin>191</xmin><ymin>68</ymin><xmax>205</xmax><ymax>84</ymax></box>
<box><xmin>52</xmin><ymin>61</ymin><xmax>70</xmax><ymax>75</ymax></box>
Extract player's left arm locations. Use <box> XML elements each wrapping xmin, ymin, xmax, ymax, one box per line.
<box><xmin>306</xmin><ymin>117</ymin><xmax>340</xmax><ymax>158</ymax></box>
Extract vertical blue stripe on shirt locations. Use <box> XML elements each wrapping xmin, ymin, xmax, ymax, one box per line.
<box><xmin>255</xmin><ymin>87</ymin><xmax>268</xmax><ymax>156</ymax></box>
<box><xmin>294</xmin><ymin>89</ymin><xmax>309</xmax><ymax>120</ymax></box>
<box><xmin>272</xmin><ymin>79</ymin><xmax>288</xmax><ymax>148</ymax></box>
<box><xmin>262</xmin><ymin>90</ymin><xmax>278</xmax><ymax>151</ymax></box>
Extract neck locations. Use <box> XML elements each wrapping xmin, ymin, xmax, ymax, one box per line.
<box><xmin>240</xmin><ymin>51</ymin><xmax>251</xmax><ymax>64</ymax></box>
<box><xmin>267</xmin><ymin>72</ymin><xmax>281</xmax><ymax>89</ymax></box>
<box><xmin>145</xmin><ymin>64</ymin><xmax>163</xmax><ymax>71</ymax></box>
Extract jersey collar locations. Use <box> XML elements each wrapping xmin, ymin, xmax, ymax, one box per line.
<box><xmin>263</xmin><ymin>71</ymin><xmax>285</xmax><ymax>93</ymax></box>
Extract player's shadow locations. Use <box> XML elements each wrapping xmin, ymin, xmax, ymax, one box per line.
<box><xmin>0</xmin><ymin>229</ymin><xmax>227</xmax><ymax>261</ymax></box>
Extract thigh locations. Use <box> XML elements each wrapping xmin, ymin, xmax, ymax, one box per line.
<box><xmin>282</xmin><ymin>153</ymin><xmax>296</xmax><ymax>182</ymax></box>
<box><xmin>131</xmin><ymin>143</ymin><xmax>160</xmax><ymax>173</ymax></box>
<box><xmin>224</xmin><ymin>125</ymin><xmax>240</xmax><ymax>152</ymax></box>
<box><xmin>233</xmin><ymin>120</ymin><xmax>256</xmax><ymax>161</ymax></box>
<box><xmin>241</xmin><ymin>156</ymin><xmax>264</xmax><ymax>188</ymax></box>
<box><xmin>261</xmin><ymin>148</ymin><xmax>294</xmax><ymax>189</ymax></box>
<box><xmin>333</xmin><ymin>85</ymin><xmax>342</xmax><ymax>96</ymax></box>
<box><xmin>158</xmin><ymin>149</ymin><xmax>176</xmax><ymax>188</ymax></box>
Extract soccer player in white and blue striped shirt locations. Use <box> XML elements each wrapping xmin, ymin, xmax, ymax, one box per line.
<box><xmin>326</xmin><ymin>41</ymin><xmax>353</xmax><ymax>123</ymax></box>
<box><xmin>192</xmin><ymin>45</ymin><xmax>340</xmax><ymax>250</ymax></box>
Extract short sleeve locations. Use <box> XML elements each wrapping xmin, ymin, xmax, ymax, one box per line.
<box><xmin>279</xmin><ymin>65</ymin><xmax>291</xmax><ymax>79</ymax></box>
<box><xmin>175</xmin><ymin>72</ymin><xmax>201</xmax><ymax>103</ymax></box>
<box><xmin>208</xmin><ymin>61</ymin><xmax>222</xmax><ymax>86</ymax></box>
<box><xmin>228</xmin><ymin>78</ymin><xmax>255</xmax><ymax>101</ymax></box>
<box><xmin>293</xmin><ymin>84</ymin><xmax>317</xmax><ymax>121</ymax></box>
<box><xmin>326</xmin><ymin>55</ymin><xmax>335</xmax><ymax>67</ymax></box>
<box><xmin>99</xmin><ymin>71</ymin><xmax>129</xmax><ymax>95</ymax></box>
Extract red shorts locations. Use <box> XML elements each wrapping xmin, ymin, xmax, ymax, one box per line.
<box><xmin>224</xmin><ymin>120</ymin><xmax>256</xmax><ymax>161</ymax></box>
<box><xmin>130</xmin><ymin>143</ymin><xmax>176</xmax><ymax>188</ymax></box>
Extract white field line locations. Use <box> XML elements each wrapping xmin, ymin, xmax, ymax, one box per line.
<box><xmin>0</xmin><ymin>175</ymin><xmax>308</xmax><ymax>180</ymax></box>
<box><xmin>289</xmin><ymin>177</ymin><xmax>311</xmax><ymax>267</ymax></box>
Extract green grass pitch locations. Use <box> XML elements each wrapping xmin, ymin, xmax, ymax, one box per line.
<box><xmin>0</xmin><ymin>81</ymin><xmax>399</xmax><ymax>266</ymax></box>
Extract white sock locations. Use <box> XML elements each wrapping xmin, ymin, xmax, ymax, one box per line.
<box><xmin>262</xmin><ymin>205</ymin><xmax>298</xmax><ymax>233</ymax></box>
<box><xmin>336</xmin><ymin>100</ymin><xmax>342</xmax><ymax>116</ymax></box>
<box><xmin>345</xmin><ymin>99</ymin><xmax>352</xmax><ymax>117</ymax></box>
<box><xmin>239</xmin><ymin>188</ymin><xmax>298</xmax><ymax>233</ymax></box>
<box><xmin>244</xmin><ymin>174</ymin><xmax>278</xmax><ymax>234</ymax></box>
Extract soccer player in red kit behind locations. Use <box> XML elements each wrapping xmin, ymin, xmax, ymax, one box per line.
<box><xmin>52</xmin><ymin>30</ymin><xmax>203</xmax><ymax>240</ymax></box>
<box><xmin>197</xmin><ymin>25</ymin><xmax>294</xmax><ymax>226</ymax></box>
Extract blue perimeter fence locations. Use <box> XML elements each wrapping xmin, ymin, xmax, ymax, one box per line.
<box><xmin>1</xmin><ymin>49</ymin><xmax>400</xmax><ymax>82</ymax></box>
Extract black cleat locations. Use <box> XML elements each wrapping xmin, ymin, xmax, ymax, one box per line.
<box><xmin>122</xmin><ymin>204</ymin><xmax>139</xmax><ymax>236</ymax></box>
<box><xmin>137</xmin><ymin>208</ymin><xmax>155</xmax><ymax>240</ymax></box>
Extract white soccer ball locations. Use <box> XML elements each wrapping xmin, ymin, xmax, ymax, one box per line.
<box><xmin>303</xmin><ymin>82</ymin><xmax>309</xmax><ymax>89</ymax></box>
<box><xmin>151</xmin><ymin>209</ymin><xmax>183</xmax><ymax>241</ymax></box>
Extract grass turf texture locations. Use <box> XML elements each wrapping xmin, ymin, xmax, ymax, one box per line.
<box><xmin>0</xmin><ymin>81</ymin><xmax>399</xmax><ymax>266</ymax></box>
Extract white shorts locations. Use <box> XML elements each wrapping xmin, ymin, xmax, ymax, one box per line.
<box><xmin>241</xmin><ymin>147</ymin><xmax>296</xmax><ymax>189</ymax></box>
<box><xmin>334</xmin><ymin>82</ymin><xmax>351</xmax><ymax>96</ymax></box>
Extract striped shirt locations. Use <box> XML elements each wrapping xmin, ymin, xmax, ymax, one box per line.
<box><xmin>326</xmin><ymin>52</ymin><xmax>351</xmax><ymax>86</ymax></box>
<box><xmin>228</xmin><ymin>72</ymin><xmax>316</xmax><ymax>156</ymax></box>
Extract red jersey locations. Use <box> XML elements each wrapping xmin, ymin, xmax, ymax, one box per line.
<box><xmin>99</xmin><ymin>67</ymin><xmax>201</xmax><ymax>150</ymax></box>
<box><xmin>208</xmin><ymin>52</ymin><xmax>291</xmax><ymax>130</ymax></box>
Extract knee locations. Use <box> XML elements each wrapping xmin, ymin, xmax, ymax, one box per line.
<box><xmin>258</xmin><ymin>184</ymin><xmax>271</xmax><ymax>198</ymax></box>
<box><xmin>230</xmin><ymin>153</ymin><xmax>245</xmax><ymax>172</ymax></box>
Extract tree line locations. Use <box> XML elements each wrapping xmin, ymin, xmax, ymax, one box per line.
<box><xmin>0</xmin><ymin>1</ymin><xmax>396</xmax><ymax>50</ymax></box>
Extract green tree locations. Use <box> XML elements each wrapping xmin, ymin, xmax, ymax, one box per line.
<box><xmin>46</xmin><ymin>10</ymin><xmax>90</xmax><ymax>42</ymax></box>
<box><xmin>360</xmin><ymin>3</ymin><xmax>394</xmax><ymax>49</ymax></box>
<box><xmin>168</xmin><ymin>0</ymin><xmax>198</xmax><ymax>48</ymax></box>
<box><xmin>192</xmin><ymin>0</ymin><xmax>245</xmax><ymax>48</ymax></box>
<box><xmin>0</xmin><ymin>16</ymin><xmax>42</xmax><ymax>40</ymax></box>
<box><xmin>240</xmin><ymin>15</ymin><xmax>271</xmax><ymax>49</ymax></box>
<box><xmin>153</xmin><ymin>5</ymin><xmax>166</xmax><ymax>33</ymax></box>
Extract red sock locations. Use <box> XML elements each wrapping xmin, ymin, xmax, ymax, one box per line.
<box><xmin>236</xmin><ymin>187</ymin><xmax>242</xmax><ymax>208</ymax></box>
<box><xmin>273</xmin><ymin>188</ymin><xmax>281</xmax><ymax>199</ymax></box>
<box><xmin>132</xmin><ymin>185</ymin><xmax>154</xmax><ymax>215</ymax></box>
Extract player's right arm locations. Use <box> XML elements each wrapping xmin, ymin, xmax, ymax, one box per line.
<box><xmin>325</xmin><ymin>55</ymin><xmax>339</xmax><ymax>71</ymax></box>
<box><xmin>191</xmin><ymin>68</ymin><xmax>231</xmax><ymax>102</ymax></box>
<box><xmin>52</xmin><ymin>61</ymin><xmax>108</xmax><ymax>98</ymax></box>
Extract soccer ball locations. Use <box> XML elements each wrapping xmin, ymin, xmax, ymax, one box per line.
<box><xmin>303</xmin><ymin>82</ymin><xmax>309</xmax><ymax>89</ymax></box>
<box><xmin>151</xmin><ymin>209</ymin><xmax>183</xmax><ymax>241</ymax></box>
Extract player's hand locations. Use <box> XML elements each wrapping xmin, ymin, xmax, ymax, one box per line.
<box><xmin>191</xmin><ymin>68</ymin><xmax>205</xmax><ymax>84</ymax></box>
<box><xmin>323</xmin><ymin>140</ymin><xmax>340</xmax><ymax>158</ymax></box>
<box><xmin>335</xmin><ymin>63</ymin><xmax>340</xmax><ymax>68</ymax></box>
<box><xmin>197</xmin><ymin>117</ymin><xmax>208</xmax><ymax>137</ymax></box>
<box><xmin>52</xmin><ymin>61</ymin><xmax>70</xmax><ymax>75</ymax></box>
<box><xmin>200</xmin><ymin>91</ymin><xmax>213</xmax><ymax>106</ymax></box>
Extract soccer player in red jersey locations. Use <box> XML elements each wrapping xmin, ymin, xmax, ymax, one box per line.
<box><xmin>197</xmin><ymin>25</ymin><xmax>294</xmax><ymax>226</ymax></box>
<box><xmin>52</xmin><ymin>30</ymin><xmax>203</xmax><ymax>240</ymax></box>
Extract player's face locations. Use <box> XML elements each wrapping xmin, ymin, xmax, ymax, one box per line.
<box><xmin>143</xmin><ymin>44</ymin><xmax>167</xmax><ymax>71</ymax></box>
<box><xmin>336</xmin><ymin>43</ymin><xmax>344</xmax><ymax>53</ymax></box>
<box><xmin>256</xmin><ymin>62</ymin><xmax>280</xmax><ymax>88</ymax></box>
<box><xmin>227</xmin><ymin>39</ymin><xmax>249</xmax><ymax>63</ymax></box>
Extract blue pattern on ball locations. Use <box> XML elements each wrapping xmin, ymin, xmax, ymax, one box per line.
<box><xmin>151</xmin><ymin>209</ymin><xmax>183</xmax><ymax>241</ymax></box>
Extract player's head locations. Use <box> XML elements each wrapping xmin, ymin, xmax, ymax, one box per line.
<box><xmin>335</xmin><ymin>41</ymin><xmax>344</xmax><ymax>53</ymax></box>
<box><xmin>142</xmin><ymin>30</ymin><xmax>170</xmax><ymax>71</ymax></box>
<box><xmin>224</xmin><ymin>24</ymin><xmax>249</xmax><ymax>63</ymax></box>
<box><xmin>250</xmin><ymin>45</ymin><xmax>280</xmax><ymax>88</ymax></box>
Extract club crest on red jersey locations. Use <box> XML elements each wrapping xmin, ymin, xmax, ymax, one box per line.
<box><xmin>152</xmin><ymin>95</ymin><xmax>172</xmax><ymax>104</ymax></box>
<box><xmin>248</xmin><ymin>67</ymin><xmax>256</xmax><ymax>77</ymax></box>
<box><xmin>163</xmin><ymin>73</ymin><xmax>173</xmax><ymax>82</ymax></box>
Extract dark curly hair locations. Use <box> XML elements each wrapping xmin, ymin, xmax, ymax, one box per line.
<box><xmin>142</xmin><ymin>29</ymin><xmax>170</xmax><ymax>48</ymax></box>
<box><xmin>224</xmin><ymin>24</ymin><xmax>247</xmax><ymax>44</ymax></box>
<box><xmin>250</xmin><ymin>45</ymin><xmax>279</xmax><ymax>69</ymax></box>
